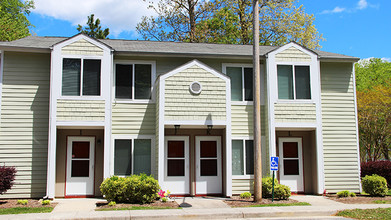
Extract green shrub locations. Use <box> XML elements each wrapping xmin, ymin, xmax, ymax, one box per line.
<box><xmin>161</xmin><ymin>197</ymin><xmax>168</xmax><ymax>203</ymax></box>
<box><xmin>41</xmin><ymin>200</ymin><xmax>50</xmax><ymax>205</ymax></box>
<box><xmin>262</xmin><ymin>176</ymin><xmax>278</xmax><ymax>198</ymax></box>
<box><xmin>273</xmin><ymin>184</ymin><xmax>291</xmax><ymax>200</ymax></box>
<box><xmin>362</xmin><ymin>174</ymin><xmax>388</xmax><ymax>197</ymax></box>
<box><xmin>240</xmin><ymin>192</ymin><xmax>251</xmax><ymax>199</ymax></box>
<box><xmin>17</xmin><ymin>200</ymin><xmax>28</xmax><ymax>205</ymax></box>
<box><xmin>108</xmin><ymin>201</ymin><xmax>116</xmax><ymax>206</ymax></box>
<box><xmin>337</xmin><ymin>190</ymin><xmax>351</xmax><ymax>198</ymax></box>
<box><xmin>350</xmin><ymin>192</ymin><xmax>356</xmax><ymax>197</ymax></box>
<box><xmin>261</xmin><ymin>177</ymin><xmax>291</xmax><ymax>200</ymax></box>
<box><xmin>100</xmin><ymin>174</ymin><xmax>160</xmax><ymax>204</ymax></box>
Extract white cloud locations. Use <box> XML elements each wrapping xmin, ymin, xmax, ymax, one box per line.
<box><xmin>32</xmin><ymin>0</ymin><xmax>157</xmax><ymax>37</ymax></box>
<box><xmin>357</xmin><ymin>0</ymin><xmax>368</xmax><ymax>10</ymax></box>
<box><xmin>320</xmin><ymin>6</ymin><xmax>346</xmax><ymax>14</ymax></box>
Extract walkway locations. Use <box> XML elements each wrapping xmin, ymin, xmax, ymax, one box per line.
<box><xmin>1</xmin><ymin>195</ymin><xmax>391</xmax><ymax>219</ymax></box>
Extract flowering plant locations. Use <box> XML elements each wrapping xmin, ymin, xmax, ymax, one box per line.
<box><xmin>158</xmin><ymin>189</ymin><xmax>171</xmax><ymax>202</ymax></box>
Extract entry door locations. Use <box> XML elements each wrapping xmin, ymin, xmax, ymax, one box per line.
<box><xmin>278</xmin><ymin>137</ymin><xmax>304</xmax><ymax>192</ymax></box>
<box><xmin>195</xmin><ymin>136</ymin><xmax>222</xmax><ymax>195</ymax></box>
<box><xmin>66</xmin><ymin>136</ymin><xmax>95</xmax><ymax>196</ymax></box>
<box><xmin>164</xmin><ymin>136</ymin><xmax>190</xmax><ymax>195</ymax></box>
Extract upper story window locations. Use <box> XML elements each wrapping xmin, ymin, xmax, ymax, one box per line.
<box><xmin>62</xmin><ymin>58</ymin><xmax>101</xmax><ymax>96</ymax></box>
<box><xmin>225</xmin><ymin>66</ymin><xmax>253</xmax><ymax>102</ymax></box>
<box><xmin>115</xmin><ymin>63</ymin><xmax>152</xmax><ymax>100</ymax></box>
<box><xmin>277</xmin><ymin>65</ymin><xmax>311</xmax><ymax>100</ymax></box>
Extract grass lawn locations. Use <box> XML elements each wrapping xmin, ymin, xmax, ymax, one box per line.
<box><xmin>374</xmin><ymin>200</ymin><xmax>391</xmax><ymax>204</ymax></box>
<box><xmin>245</xmin><ymin>202</ymin><xmax>310</xmax><ymax>208</ymax></box>
<box><xmin>336</xmin><ymin>208</ymin><xmax>391</xmax><ymax>220</ymax></box>
<box><xmin>97</xmin><ymin>206</ymin><xmax>181</xmax><ymax>211</ymax></box>
<box><xmin>0</xmin><ymin>207</ymin><xmax>54</xmax><ymax>215</ymax></box>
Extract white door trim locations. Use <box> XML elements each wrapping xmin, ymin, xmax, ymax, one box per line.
<box><xmin>65</xmin><ymin>136</ymin><xmax>95</xmax><ymax>196</ymax></box>
<box><xmin>195</xmin><ymin>136</ymin><xmax>222</xmax><ymax>195</ymax></box>
<box><xmin>278</xmin><ymin>137</ymin><xmax>304</xmax><ymax>192</ymax></box>
<box><xmin>162</xmin><ymin>136</ymin><xmax>190</xmax><ymax>195</ymax></box>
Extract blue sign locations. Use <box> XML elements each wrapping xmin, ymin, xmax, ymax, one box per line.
<box><xmin>270</xmin><ymin>157</ymin><xmax>279</xmax><ymax>171</ymax></box>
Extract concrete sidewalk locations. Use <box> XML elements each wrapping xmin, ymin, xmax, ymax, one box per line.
<box><xmin>1</xmin><ymin>195</ymin><xmax>391</xmax><ymax>219</ymax></box>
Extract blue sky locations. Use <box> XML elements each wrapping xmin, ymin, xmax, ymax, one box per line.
<box><xmin>28</xmin><ymin>0</ymin><xmax>390</xmax><ymax>60</ymax></box>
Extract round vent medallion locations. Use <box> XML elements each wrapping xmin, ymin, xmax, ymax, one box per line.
<box><xmin>190</xmin><ymin>81</ymin><xmax>202</xmax><ymax>94</ymax></box>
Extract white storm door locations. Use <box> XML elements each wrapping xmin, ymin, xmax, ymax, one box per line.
<box><xmin>66</xmin><ymin>136</ymin><xmax>95</xmax><ymax>196</ymax></box>
<box><xmin>195</xmin><ymin>136</ymin><xmax>222</xmax><ymax>195</ymax></box>
<box><xmin>163</xmin><ymin>136</ymin><xmax>190</xmax><ymax>195</ymax></box>
<box><xmin>278</xmin><ymin>137</ymin><xmax>304</xmax><ymax>192</ymax></box>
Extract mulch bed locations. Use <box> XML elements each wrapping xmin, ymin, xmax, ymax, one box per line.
<box><xmin>0</xmin><ymin>199</ymin><xmax>57</xmax><ymax>209</ymax></box>
<box><xmin>224</xmin><ymin>196</ymin><xmax>300</xmax><ymax>207</ymax></box>
<box><xmin>96</xmin><ymin>200</ymin><xmax>180</xmax><ymax>210</ymax></box>
<box><xmin>327</xmin><ymin>195</ymin><xmax>391</xmax><ymax>204</ymax></box>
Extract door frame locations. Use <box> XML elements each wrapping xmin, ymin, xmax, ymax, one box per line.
<box><xmin>278</xmin><ymin>137</ymin><xmax>304</xmax><ymax>192</ymax></box>
<box><xmin>163</xmin><ymin>136</ymin><xmax>190</xmax><ymax>195</ymax></box>
<box><xmin>195</xmin><ymin>136</ymin><xmax>222</xmax><ymax>195</ymax></box>
<box><xmin>65</xmin><ymin>136</ymin><xmax>95</xmax><ymax>197</ymax></box>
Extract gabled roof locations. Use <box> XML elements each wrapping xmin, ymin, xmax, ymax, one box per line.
<box><xmin>0</xmin><ymin>36</ymin><xmax>359</xmax><ymax>61</ymax></box>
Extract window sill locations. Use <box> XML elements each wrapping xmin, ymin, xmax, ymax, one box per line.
<box><xmin>276</xmin><ymin>99</ymin><xmax>314</xmax><ymax>104</ymax></box>
<box><xmin>232</xmin><ymin>175</ymin><xmax>254</xmax><ymax>180</ymax></box>
<box><xmin>113</xmin><ymin>99</ymin><xmax>155</xmax><ymax>104</ymax></box>
<box><xmin>59</xmin><ymin>96</ymin><xmax>104</xmax><ymax>101</ymax></box>
<box><xmin>231</xmin><ymin>101</ymin><xmax>254</xmax><ymax>105</ymax></box>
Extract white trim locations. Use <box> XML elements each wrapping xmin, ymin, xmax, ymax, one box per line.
<box><xmin>189</xmin><ymin>81</ymin><xmax>202</xmax><ymax>94</ymax></box>
<box><xmin>161</xmin><ymin>59</ymin><xmax>229</xmax><ymax>81</ymax></box>
<box><xmin>111</xmin><ymin>135</ymin><xmax>156</xmax><ymax>177</ymax></box>
<box><xmin>315</xmin><ymin>60</ymin><xmax>325</xmax><ymax>195</ymax></box>
<box><xmin>0</xmin><ymin>51</ymin><xmax>3</xmax><ymax>118</ymax></box>
<box><xmin>56</xmin><ymin>121</ymin><xmax>105</xmax><ymax>127</ymax></box>
<box><xmin>352</xmin><ymin>62</ymin><xmax>362</xmax><ymax>193</ymax></box>
<box><xmin>158</xmin><ymin>77</ymin><xmax>165</xmax><ymax>186</ymax></box>
<box><xmin>225</xmin><ymin>64</ymin><xmax>232</xmax><ymax>197</ymax></box>
<box><xmin>53</xmin><ymin>34</ymin><xmax>112</xmax><ymax>52</ymax></box>
<box><xmin>58</xmin><ymin>96</ymin><xmax>105</xmax><ymax>101</ymax></box>
<box><xmin>231</xmin><ymin>101</ymin><xmax>254</xmax><ymax>105</ymax></box>
<box><xmin>275</xmin><ymin>123</ymin><xmax>317</xmax><ymax>128</ymax></box>
<box><xmin>164</xmin><ymin>120</ymin><xmax>226</xmax><ymax>126</ymax></box>
<box><xmin>112</xmin><ymin>60</ymin><xmax>156</xmax><ymax>103</ymax></box>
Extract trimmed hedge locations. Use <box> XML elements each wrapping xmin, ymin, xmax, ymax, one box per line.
<box><xmin>261</xmin><ymin>176</ymin><xmax>291</xmax><ymax>200</ymax></box>
<box><xmin>0</xmin><ymin>165</ymin><xmax>16</xmax><ymax>195</ymax></box>
<box><xmin>361</xmin><ymin>161</ymin><xmax>391</xmax><ymax>187</ymax></box>
<box><xmin>361</xmin><ymin>174</ymin><xmax>388</xmax><ymax>197</ymax></box>
<box><xmin>100</xmin><ymin>174</ymin><xmax>160</xmax><ymax>204</ymax></box>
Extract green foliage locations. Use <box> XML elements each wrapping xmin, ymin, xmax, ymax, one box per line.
<box><xmin>108</xmin><ymin>201</ymin><xmax>116</xmax><ymax>206</ymax></box>
<box><xmin>100</xmin><ymin>174</ymin><xmax>160</xmax><ymax>204</ymax></box>
<box><xmin>137</xmin><ymin>0</ymin><xmax>323</xmax><ymax>49</ymax></box>
<box><xmin>362</xmin><ymin>175</ymin><xmax>388</xmax><ymax>197</ymax></box>
<box><xmin>161</xmin><ymin>197</ymin><xmax>168</xmax><ymax>202</ymax></box>
<box><xmin>0</xmin><ymin>0</ymin><xmax>34</xmax><ymax>41</ymax></box>
<box><xmin>77</xmin><ymin>14</ymin><xmax>109</xmax><ymax>39</ymax></box>
<box><xmin>240</xmin><ymin>192</ymin><xmax>251</xmax><ymax>199</ymax></box>
<box><xmin>337</xmin><ymin>208</ymin><xmax>391</xmax><ymax>220</ymax></box>
<box><xmin>0</xmin><ymin>207</ymin><xmax>53</xmax><ymax>215</ymax></box>
<box><xmin>17</xmin><ymin>200</ymin><xmax>28</xmax><ymax>205</ymax></box>
<box><xmin>41</xmin><ymin>200</ymin><xmax>50</xmax><ymax>205</ymax></box>
<box><xmin>350</xmin><ymin>192</ymin><xmax>356</xmax><ymax>197</ymax></box>
<box><xmin>261</xmin><ymin>176</ymin><xmax>291</xmax><ymax>200</ymax></box>
<box><xmin>355</xmin><ymin>58</ymin><xmax>391</xmax><ymax>92</ymax></box>
<box><xmin>247</xmin><ymin>202</ymin><xmax>310</xmax><ymax>207</ymax></box>
<box><xmin>337</xmin><ymin>190</ymin><xmax>353</xmax><ymax>198</ymax></box>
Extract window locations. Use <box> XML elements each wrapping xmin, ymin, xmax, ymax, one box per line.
<box><xmin>114</xmin><ymin>139</ymin><xmax>151</xmax><ymax>176</ymax></box>
<box><xmin>62</xmin><ymin>58</ymin><xmax>101</xmax><ymax>96</ymax></box>
<box><xmin>115</xmin><ymin>63</ymin><xmax>152</xmax><ymax>100</ymax></box>
<box><xmin>232</xmin><ymin>139</ymin><xmax>254</xmax><ymax>176</ymax></box>
<box><xmin>226</xmin><ymin>66</ymin><xmax>253</xmax><ymax>101</ymax></box>
<box><xmin>277</xmin><ymin>65</ymin><xmax>311</xmax><ymax>100</ymax></box>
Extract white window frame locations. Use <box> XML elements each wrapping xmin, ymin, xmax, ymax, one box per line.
<box><xmin>60</xmin><ymin>55</ymin><xmax>103</xmax><ymax>99</ymax></box>
<box><xmin>113</xmin><ymin>60</ymin><xmax>156</xmax><ymax>103</ymax></box>
<box><xmin>276</xmin><ymin>63</ymin><xmax>313</xmax><ymax>103</ymax></box>
<box><xmin>232</xmin><ymin>137</ymin><xmax>254</xmax><ymax>179</ymax></box>
<box><xmin>222</xmin><ymin>63</ymin><xmax>254</xmax><ymax>105</ymax></box>
<box><xmin>111</xmin><ymin>135</ymin><xmax>155</xmax><ymax>177</ymax></box>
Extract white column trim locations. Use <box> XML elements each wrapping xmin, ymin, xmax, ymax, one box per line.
<box><xmin>315</xmin><ymin>60</ymin><xmax>325</xmax><ymax>195</ymax></box>
<box><xmin>0</xmin><ymin>51</ymin><xmax>3</xmax><ymax>118</ymax></box>
<box><xmin>103</xmin><ymin>49</ymin><xmax>113</xmax><ymax>179</ymax></box>
<box><xmin>352</xmin><ymin>63</ymin><xmax>362</xmax><ymax>193</ymax></box>
<box><xmin>225</xmin><ymin>70</ymin><xmax>232</xmax><ymax>197</ymax></box>
<box><xmin>158</xmin><ymin>77</ymin><xmax>165</xmax><ymax>186</ymax></box>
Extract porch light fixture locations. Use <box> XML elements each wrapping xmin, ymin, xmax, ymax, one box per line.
<box><xmin>207</xmin><ymin>125</ymin><xmax>213</xmax><ymax>135</ymax></box>
<box><xmin>174</xmin><ymin>125</ymin><xmax>180</xmax><ymax>134</ymax></box>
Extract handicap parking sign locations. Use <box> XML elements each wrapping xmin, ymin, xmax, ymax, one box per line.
<box><xmin>270</xmin><ymin>157</ymin><xmax>279</xmax><ymax>171</ymax></box>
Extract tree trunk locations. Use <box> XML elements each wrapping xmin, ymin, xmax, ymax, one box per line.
<box><xmin>188</xmin><ymin>0</ymin><xmax>196</xmax><ymax>42</ymax></box>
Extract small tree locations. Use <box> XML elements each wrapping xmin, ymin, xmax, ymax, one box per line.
<box><xmin>77</xmin><ymin>14</ymin><xmax>109</xmax><ymax>39</ymax></box>
<box><xmin>0</xmin><ymin>165</ymin><xmax>17</xmax><ymax>195</ymax></box>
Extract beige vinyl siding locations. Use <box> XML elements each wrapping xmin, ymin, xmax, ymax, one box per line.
<box><xmin>61</xmin><ymin>39</ymin><xmax>103</xmax><ymax>56</ymax></box>
<box><xmin>232</xmin><ymin>179</ymin><xmax>254</xmax><ymax>195</ymax></box>
<box><xmin>274</xmin><ymin>103</ymin><xmax>316</xmax><ymax>123</ymax></box>
<box><xmin>112</xmin><ymin>103</ymin><xmax>155</xmax><ymax>135</ymax></box>
<box><xmin>321</xmin><ymin>62</ymin><xmax>360</xmax><ymax>193</ymax></box>
<box><xmin>231</xmin><ymin>105</ymin><xmax>253</xmax><ymax>136</ymax></box>
<box><xmin>275</xmin><ymin>46</ymin><xmax>311</xmax><ymax>62</ymax></box>
<box><xmin>0</xmin><ymin>52</ymin><xmax>50</xmax><ymax>198</ymax></box>
<box><xmin>57</xmin><ymin>100</ymin><xmax>105</xmax><ymax>121</ymax></box>
<box><xmin>164</xmin><ymin>65</ymin><xmax>226</xmax><ymax>121</ymax></box>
